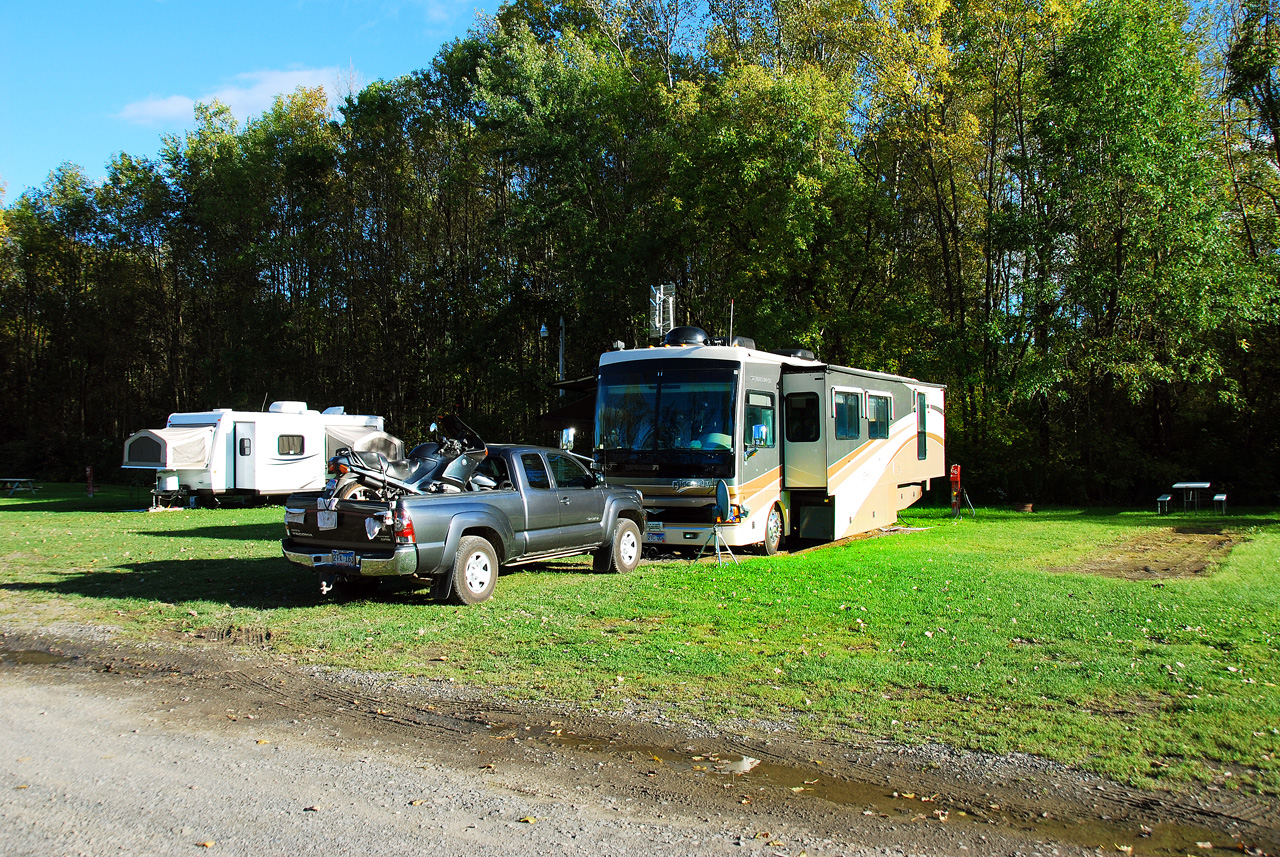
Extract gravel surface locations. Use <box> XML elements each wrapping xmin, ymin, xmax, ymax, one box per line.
<box><xmin>0</xmin><ymin>629</ymin><xmax>1275</xmax><ymax>857</ymax></box>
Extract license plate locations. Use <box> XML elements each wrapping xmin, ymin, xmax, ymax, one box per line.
<box><xmin>330</xmin><ymin>550</ymin><xmax>357</xmax><ymax>567</ymax></box>
<box><xmin>645</xmin><ymin>532</ymin><xmax>666</xmax><ymax>543</ymax></box>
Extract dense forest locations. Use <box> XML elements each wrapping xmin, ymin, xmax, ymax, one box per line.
<box><xmin>1</xmin><ymin>0</ymin><xmax>1278</xmax><ymax>504</ymax></box>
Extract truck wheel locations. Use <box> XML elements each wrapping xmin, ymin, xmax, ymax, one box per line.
<box><xmin>762</xmin><ymin>503</ymin><xmax>784</xmax><ymax>556</ymax></box>
<box><xmin>593</xmin><ymin>518</ymin><xmax>641</xmax><ymax>574</ymax></box>
<box><xmin>449</xmin><ymin>535</ymin><xmax>498</xmax><ymax>605</ymax></box>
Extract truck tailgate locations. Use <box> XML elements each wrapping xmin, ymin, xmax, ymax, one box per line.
<box><xmin>284</xmin><ymin>497</ymin><xmax>398</xmax><ymax>550</ymax></box>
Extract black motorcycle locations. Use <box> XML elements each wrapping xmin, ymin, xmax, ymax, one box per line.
<box><xmin>325</xmin><ymin>415</ymin><xmax>492</xmax><ymax>501</ymax></box>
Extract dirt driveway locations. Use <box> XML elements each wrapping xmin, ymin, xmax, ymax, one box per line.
<box><xmin>1</xmin><ymin>627</ymin><xmax>1275</xmax><ymax>857</ymax></box>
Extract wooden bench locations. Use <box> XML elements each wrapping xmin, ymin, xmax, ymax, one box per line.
<box><xmin>1214</xmin><ymin>493</ymin><xmax>1227</xmax><ymax>514</ymax></box>
<box><xmin>1156</xmin><ymin>494</ymin><xmax>1171</xmax><ymax>514</ymax></box>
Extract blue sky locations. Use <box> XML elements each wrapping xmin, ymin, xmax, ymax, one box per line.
<box><xmin>0</xmin><ymin>0</ymin><xmax>499</xmax><ymax>202</ymax></box>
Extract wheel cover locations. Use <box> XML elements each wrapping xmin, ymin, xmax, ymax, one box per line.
<box><xmin>619</xmin><ymin>528</ymin><xmax>638</xmax><ymax>566</ymax></box>
<box><xmin>767</xmin><ymin>506</ymin><xmax>782</xmax><ymax>548</ymax></box>
<box><xmin>463</xmin><ymin>550</ymin><xmax>493</xmax><ymax>592</ymax></box>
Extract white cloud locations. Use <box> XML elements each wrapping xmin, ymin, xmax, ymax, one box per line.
<box><xmin>117</xmin><ymin>67</ymin><xmax>340</xmax><ymax>128</ymax></box>
<box><xmin>117</xmin><ymin>94</ymin><xmax>196</xmax><ymax>126</ymax></box>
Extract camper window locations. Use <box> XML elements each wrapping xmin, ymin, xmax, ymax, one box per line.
<box><xmin>278</xmin><ymin>435</ymin><xmax>305</xmax><ymax>456</ymax></box>
<box><xmin>785</xmin><ymin>393</ymin><xmax>821</xmax><ymax>443</ymax></box>
<box><xmin>916</xmin><ymin>392</ymin><xmax>928</xmax><ymax>460</ymax></box>
<box><xmin>834</xmin><ymin>391</ymin><xmax>861</xmax><ymax>440</ymax></box>
<box><xmin>868</xmin><ymin>394</ymin><xmax>892</xmax><ymax>439</ymax></box>
<box><xmin>744</xmin><ymin>392</ymin><xmax>775</xmax><ymax>448</ymax></box>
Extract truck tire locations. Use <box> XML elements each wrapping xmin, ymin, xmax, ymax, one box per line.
<box><xmin>449</xmin><ymin>535</ymin><xmax>498</xmax><ymax>605</ymax></box>
<box><xmin>593</xmin><ymin>518</ymin><xmax>641</xmax><ymax>574</ymax></box>
<box><xmin>762</xmin><ymin>503</ymin><xmax>784</xmax><ymax>556</ymax></box>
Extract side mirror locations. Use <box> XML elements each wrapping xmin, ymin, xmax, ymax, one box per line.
<box><xmin>560</xmin><ymin>427</ymin><xmax>575</xmax><ymax>450</ymax></box>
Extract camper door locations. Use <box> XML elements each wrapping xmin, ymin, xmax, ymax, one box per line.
<box><xmin>233</xmin><ymin>422</ymin><xmax>256</xmax><ymax>490</ymax></box>
<box><xmin>782</xmin><ymin>371</ymin><xmax>827</xmax><ymax>489</ymax></box>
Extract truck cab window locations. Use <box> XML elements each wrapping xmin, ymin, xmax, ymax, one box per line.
<box><xmin>547</xmin><ymin>453</ymin><xmax>594</xmax><ymax>489</ymax></box>
<box><xmin>521</xmin><ymin>454</ymin><xmax>551</xmax><ymax>490</ymax></box>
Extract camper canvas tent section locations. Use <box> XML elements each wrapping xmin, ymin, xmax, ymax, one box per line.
<box><xmin>123</xmin><ymin>401</ymin><xmax>401</xmax><ymax>503</ymax></box>
<box><xmin>592</xmin><ymin>328</ymin><xmax>945</xmax><ymax>551</ymax></box>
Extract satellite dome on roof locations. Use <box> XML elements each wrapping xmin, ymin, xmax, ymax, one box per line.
<box><xmin>664</xmin><ymin>326</ymin><xmax>709</xmax><ymax>346</ymax></box>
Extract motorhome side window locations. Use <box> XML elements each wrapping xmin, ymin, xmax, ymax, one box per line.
<box><xmin>834</xmin><ymin>392</ymin><xmax>860</xmax><ymax>440</ymax></box>
<box><xmin>521</xmin><ymin>454</ymin><xmax>551</xmax><ymax>490</ymax></box>
<box><xmin>278</xmin><ymin>435</ymin><xmax>304</xmax><ymax>456</ymax></box>
<box><xmin>868</xmin><ymin>395</ymin><xmax>892</xmax><ymax>439</ymax></box>
<box><xmin>785</xmin><ymin>392</ymin><xmax>821</xmax><ymax>443</ymax></box>
<box><xmin>744</xmin><ymin>392</ymin><xmax>775</xmax><ymax>448</ymax></box>
<box><xmin>917</xmin><ymin>392</ymin><xmax>928</xmax><ymax>460</ymax></box>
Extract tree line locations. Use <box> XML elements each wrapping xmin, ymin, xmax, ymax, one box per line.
<box><xmin>1</xmin><ymin>0</ymin><xmax>1278</xmax><ymax>503</ymax></box>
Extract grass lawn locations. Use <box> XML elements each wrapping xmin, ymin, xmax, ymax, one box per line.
<box><xmin>1</xmin><ymin>484</ymin><xmax>1277</xmax><ymax>796</ymax></box>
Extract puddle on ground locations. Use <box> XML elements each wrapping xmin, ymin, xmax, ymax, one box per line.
<box><xmin>492</xmin><ymin>726</ymin><xmax>1265</xmax><ymax>856</ymax></box>
<box><xmin>0</xmin><ymin>649</ymin><xmax>71</xmax><ymax>666</ymax></box>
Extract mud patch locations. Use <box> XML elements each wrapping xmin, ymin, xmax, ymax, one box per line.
<box><xmin>1047</xmin><ymin>528</ymin><xmax>1243</xmax><ymax>580</ymax></box>
<box><xmin>194</xmin><ymin>624</ymin><xmax>273</xmax><ymax>646</ymax></box>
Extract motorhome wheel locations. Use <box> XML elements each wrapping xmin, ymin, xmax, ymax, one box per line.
<box><xmin>762</xmin><ymin>504</ymin><xmax>784</xmax><ymax>556</ymax></box>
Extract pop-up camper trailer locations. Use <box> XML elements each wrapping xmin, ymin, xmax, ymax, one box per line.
<box><xmin>123</xmin><ymin>402</ymin><xmax>401</xmax><ymax>505</ymax></box>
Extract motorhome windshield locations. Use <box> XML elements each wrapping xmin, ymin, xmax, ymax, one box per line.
<box><xmin>594</xmin><ymin>362</ymin><xmax>737</xmax><ymax>478</ymax></box>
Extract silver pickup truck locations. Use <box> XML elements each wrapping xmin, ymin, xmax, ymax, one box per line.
<box><xmin>281</xmin><ymin>443</ymin><xmax>645</xmax><ymax>605</ymax></box>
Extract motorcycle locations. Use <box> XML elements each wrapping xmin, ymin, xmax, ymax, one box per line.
<box><xmin>325</xmin><ymin>415</ymin><xmax>492</xmax><ymax>502</ymax></box>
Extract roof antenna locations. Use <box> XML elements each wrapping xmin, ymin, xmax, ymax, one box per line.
<box><xmin>728</xmin><ymin>299</ymin><xmax>734</xmax><ymax>345</ymax></box>
<box><xmin>260</xmin><ymin>392</ymin><xmax>269</xmax><ymax>411</ymax></box>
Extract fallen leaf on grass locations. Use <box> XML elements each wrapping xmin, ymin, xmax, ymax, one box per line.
<box><xmin>519</xmin><ymin>816</ymin><xmax>537</xmax><ymax>823</ymax></box>
<box><xmin>1115</xmin><ymin>846</ymin><xmax>1133</xmax><ymax>855</ymax></box>
<box><xmin>255</xmin><ymin>740</ymin><xmax>269</xmax><ymax>745</ymax></box>
<box><xmin>1196</xmin><ymin>843</ymin><xmax>1213</xmax><ymax>850</ymax></box>
<box><xmin>409</xmin><ymin>800</ymin><xmax>425</xmax><ymax>806</ymax></box>
<box><xmin>197</xmin><ymin>842</ymin><xmax>215</xmax><ymax>848</ymax></box>
<box><xmin>479</xmin><ymin>763</ymin><xmax>495</xmax><ymax>770</ymax></box>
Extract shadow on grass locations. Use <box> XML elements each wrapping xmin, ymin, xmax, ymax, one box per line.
<box><xmin>135</xmin><ymin>523</ymin><xmax>285</xmax><ymax>542</ymax></box>
<box><xmin>0</xmin><ymin>556</ymin><xmax>317</xmax><ymax>610</ymax></box>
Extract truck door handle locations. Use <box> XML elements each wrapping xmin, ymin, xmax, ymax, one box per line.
<box><xmin>560</xmin><ymin>497</ymin><xmax>571</xmax><ymax>505</ymax></box>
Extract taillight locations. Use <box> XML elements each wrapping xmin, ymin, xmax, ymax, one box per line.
<box><xmin>394</xmin><ymin>508</ymin><xmax>415</xmax><ymax>544</ymax></box>
<box><xmin>327</xmin><ymin>460</ymin><xmax>349</xmax><ymax>475</ymax></box>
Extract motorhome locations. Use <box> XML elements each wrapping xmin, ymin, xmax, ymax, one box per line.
<box><xmin>122</xmin><ymin>402</ymin><xmax>401</xmax><ymax>505</ymax></box>
<box><xmin>592</xmin><ymin>327</ymin><xmax>945</xmax><ymax>552</ymax></box>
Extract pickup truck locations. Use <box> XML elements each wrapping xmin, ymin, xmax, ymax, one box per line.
<box><xmin>281</xmin><ymin>443</ymin><xmax>646</xmax><ymax>605</ymax></box>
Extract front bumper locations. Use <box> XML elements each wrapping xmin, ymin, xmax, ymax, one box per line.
<box><xmin>281</xmin><ymin>541</ymin><xmax>419</xmax><ymax>577</ymax></box>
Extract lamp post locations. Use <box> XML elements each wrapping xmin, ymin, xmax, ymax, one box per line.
<box><xmin>540</xmin><ymin>318</ymin><xmax>565</xmax><ymax>395</ymax></box>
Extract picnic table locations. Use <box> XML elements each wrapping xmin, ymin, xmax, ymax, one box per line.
<box><xmin>0</xmin><ymin>478</ymin><xmax>38</xmax><ymax>496</ymax></box>
<box><xmin>1171</xmin><ymin>481</ymin><xmax>1211</xmax><ymax>512</ymax></box>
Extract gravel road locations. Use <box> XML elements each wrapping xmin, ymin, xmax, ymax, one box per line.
<box><xmin>0</xmin><ymin>631</ymin><xmax>1274</xmax><ymax>857</ymax></box>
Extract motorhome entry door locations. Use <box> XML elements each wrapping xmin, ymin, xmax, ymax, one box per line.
<box><xmin>233</xmin><ymin>422</ymin><xmax>256</xmax><ymax>490</ymax></box>
<box><xmin>782</xmin><ymin>372</ymin><xmax>827</xmax><ymax>489</ymax></box>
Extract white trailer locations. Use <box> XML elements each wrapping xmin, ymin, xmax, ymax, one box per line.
<box><xmin>122</xmin><ymin>401</ymin><xmax>401</xmax><ymax>505</ymax></box>
<box><xmin>592</xmin><ymin>327</ymin><xmax>945</xmax><ymax>552</ymax></box>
